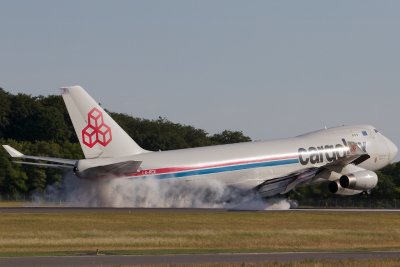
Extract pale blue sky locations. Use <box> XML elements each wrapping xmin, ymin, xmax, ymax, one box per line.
<box><xmin>1</xmin><ymin>1</ymin><xmax>399</xmax><ymax>156</ymax></box>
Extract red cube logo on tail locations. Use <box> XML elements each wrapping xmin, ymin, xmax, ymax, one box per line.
<box><xmin>82</xmin><ymin>108</ymin><xmax>112</xmax><ymax>148</ymax></box>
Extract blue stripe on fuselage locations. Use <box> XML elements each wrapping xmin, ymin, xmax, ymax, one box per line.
<box><xmin>138</xmin><ymin>158</ymin><xmax>300</xmax><ymax>180</ymax></box>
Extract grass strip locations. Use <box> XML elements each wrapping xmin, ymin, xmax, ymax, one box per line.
<box><xmin>0</xmin><ymin>210</ymin><xmax>399</xmax><ymax>257</ymax></box>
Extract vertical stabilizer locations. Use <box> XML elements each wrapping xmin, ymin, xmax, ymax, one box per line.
<box><xmin>61</xmin><ymin>86</ymin><xmax>147</xmax><ymax>159</ymax></box>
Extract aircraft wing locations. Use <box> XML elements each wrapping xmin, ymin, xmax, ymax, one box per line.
<box><xmin>2</xmin><ymin>145</ymin><xmax>77</xmax><ymax>168</ymax></box>
<box><xmin>256</xmin><ymin>167</ymin><xmax>320</xmax><ymax>197</ymax></box>
<box><xmin>256</xmin><ymin>141</ymin><xmax>370</xmax><ymax>197</ymax></box>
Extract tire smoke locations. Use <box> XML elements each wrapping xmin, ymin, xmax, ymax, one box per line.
<box><xmin>34</xmin><ymin>172</ymin><xmax>291</xmax><ymax>210</ymax></box>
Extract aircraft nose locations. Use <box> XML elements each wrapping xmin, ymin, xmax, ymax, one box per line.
<box><xmin>386</xmin><ymin>138</ymin><xmax>398</xmax><ymax>161</ymax></box>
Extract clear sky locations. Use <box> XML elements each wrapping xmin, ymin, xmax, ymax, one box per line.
<box><xmin>0</xmin><ymin>1</ymin><xmax>399</xmax><ymax>157</ymax></box>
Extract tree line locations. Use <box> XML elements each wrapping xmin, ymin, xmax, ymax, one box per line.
<box><xmin>0</xmin><ymin>88</ymin><xmax>250</xmax><ymax>198</ymax></box>
<box><xmin>0</xmin><ymin>87</ymin><xmax>398</xmax><ymax>202</ymax></box>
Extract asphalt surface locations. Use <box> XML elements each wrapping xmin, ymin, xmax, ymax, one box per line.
<box><xmin>0</xmin><ymin>251</ymin><xmax>399</xmax><ymax>267</ymax></box>
<box><xmin>1</xmin><ymin>207</ymin><xmax>400</xmax><ymax>213</ymax></box>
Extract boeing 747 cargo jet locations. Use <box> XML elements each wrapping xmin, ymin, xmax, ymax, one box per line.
<box><xmin>2</xmin><ymin>86</ymin><xmax>398</xmax><ymax>197</ymax></box>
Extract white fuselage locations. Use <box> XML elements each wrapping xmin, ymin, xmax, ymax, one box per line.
<box><xmin>122</xmin><ymin>125</ymin><xmax>397</xmax><ymax>190</ymax></box>
<box><xmin>5</xmin><ymin>86</ymin><xmax>397</xmax><ymax>199</ymax></box>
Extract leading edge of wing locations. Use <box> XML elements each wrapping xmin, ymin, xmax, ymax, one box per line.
<box><xmin>2</xmin><ymin>145</ymin><xmax>77</xmax><ymax>166</ymax></box>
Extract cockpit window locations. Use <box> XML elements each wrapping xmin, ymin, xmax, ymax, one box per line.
<box><xmin>374</xmin><ymin>129</ymin><xmax>379</xmax><ymax>133</ymax></box>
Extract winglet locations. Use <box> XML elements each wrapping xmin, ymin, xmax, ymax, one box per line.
<box><xmin>347</xmin><ymin>141</ymin><xmax>365</xmax><ymax>155</ymax></box>
<box><xmin>2</xmin><ymin>145</ymin><xmax>24</xmax><ymax>158</ymax></box>
<box><xmin>347</xmin><ymin>141</ymin><xmax>370</xmax><ymax>165</ymax></box>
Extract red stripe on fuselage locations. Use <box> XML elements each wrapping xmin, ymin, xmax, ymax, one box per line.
<box><xmin>131</xmin><ymin>154</ymin><xmax>298</xmax><ymax>177</ymax></box>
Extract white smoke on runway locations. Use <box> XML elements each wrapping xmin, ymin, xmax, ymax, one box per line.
<box><xmin>35</xmin><ymin>172</ymin><xmax>291</xmax><ymax>210</ymax></box>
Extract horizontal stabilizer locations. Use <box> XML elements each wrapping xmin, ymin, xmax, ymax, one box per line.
<box><xmin>13</xmin><ymin>161</ymin><xmax>74</xmax><ymax>169</ymax></box>
<box><xmin>3</xmin><ymin>145</ymin><xmax>23</xmax><ymax>157</ymax></box>
<box><xmin>2</xmin><ymin>145</ymin><xmax>77</xmax><ymax>166</ymax></box>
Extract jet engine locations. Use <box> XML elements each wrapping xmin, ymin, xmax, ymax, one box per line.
<box><xmin>339</xmin><ymin>170</ymin><xmax>378</xmax><ymax>191</ymax></box>
<box><xmin>328</xmin><ymin>181</ymin><xmax>362</xmax><ymax>195</ymax></box>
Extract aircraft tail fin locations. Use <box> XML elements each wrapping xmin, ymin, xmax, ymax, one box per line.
<box><xmin>61</xmin><ymin>86</ymin><xmax>147</xmax><ymax>159</ymax></box>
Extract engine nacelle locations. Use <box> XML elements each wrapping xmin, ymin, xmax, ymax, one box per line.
<box><xmin>339</xmin><ymin>170</ymin><xmax>378</xmax><ymax>191</ymax></box>
<box><xmin>328</xmin><ymin>181</ymin><xmax>363</xmax><ymax>195</ymax></box>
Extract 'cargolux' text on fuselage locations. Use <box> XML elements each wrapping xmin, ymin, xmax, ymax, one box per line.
<box><xmin>298</xmin><ymin>138</ymin><xmax>366</xmax><ymax>165</ymax></box>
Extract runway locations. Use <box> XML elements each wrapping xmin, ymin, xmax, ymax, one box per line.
<box><xmin>0</xmin><ymin>207</ymin><xmax>400</xmax><ymax>213</ymax></box>
<box><xmin>0</xmin><ymin>251</ymin><xmax>399</xmax><ymax>267</ymax></box>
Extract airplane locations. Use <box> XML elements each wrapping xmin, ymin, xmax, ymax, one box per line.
<box><xmin>2</xmin><ymin>86</ymin><xmax>398</xmax><ymax>198</ymax></box>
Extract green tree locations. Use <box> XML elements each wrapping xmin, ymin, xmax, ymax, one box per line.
<box><xmin>210</xmin><ymin>130</ymin><xmax>251</xmax><ymax>145</ymax></box>
<box><xmin>0</xmin><ymin>147</ymin><xmax>28</xmax><ymax>198</ymax></box>
<box><xmin>0</xmin><ymin>88</ymin><xmax>11</xmax><ymax>137</ymax></box>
